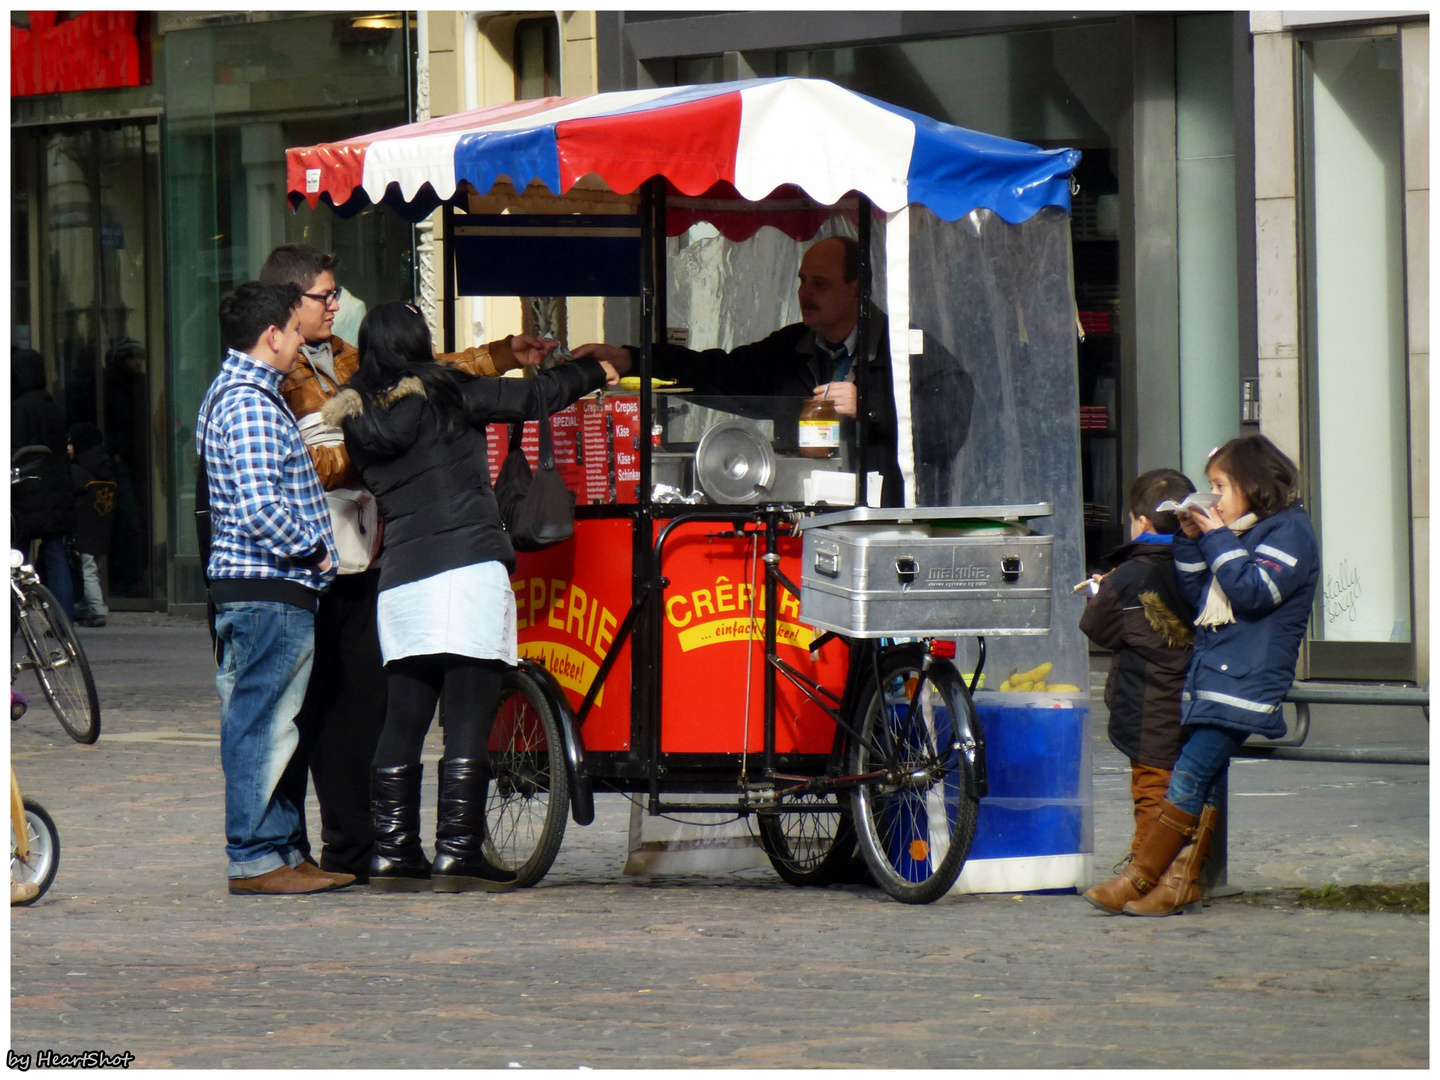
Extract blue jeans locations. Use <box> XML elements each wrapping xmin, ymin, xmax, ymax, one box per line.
<box><xmin>215</xmin><ymin>601</ymin><xmax>315</xmax><ymax>878</ymax></box>
<box><xmin>1167</xmin><ymin>724</ymin><xmax>1249</xmax><ymax>815</ymax></box>
<box><xmin>37</xmin><ymin>537</ymin><xmax>75</xmax><ymax>622</ymax></box>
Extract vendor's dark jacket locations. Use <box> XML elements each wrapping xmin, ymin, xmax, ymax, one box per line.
<box><xmin>1172</xmin><ymin>504</ymin><xmax>1319</xmax><ymax>739</ymax></box>
<box><xmin>324</xmin><ymin>359</ymin><xmax>606</xmax><ymax>591</ymax></box>
<box><xmin>70</xmin><ymin>445</ymin><xmax>117</xmax><ymax>558</ymax></box>
<box><xmin>636</xmin><ymin>319</ymin><xmax>903</xmax><ymax>507</ymax></box>
<box><xmin>1079</xmin><ymin>539</ymin><xmax>1195</xmax><ymax>769</ymax></box>
<box><xmin>11</xmin><ymin>351</ymin><xmax>77</xmax><ymax>544</ymax></box>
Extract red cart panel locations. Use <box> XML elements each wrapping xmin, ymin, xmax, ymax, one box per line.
<box><xmin>512</xmin><ymin>519</ymin><xmax>634</xmax><ymax>752</ymax></box>
<box><xmin>657</xmin><ymin>523</ymin><xmax>846</xmax><ymax>755</ymax></box>
<box><xmin>513</xmin><ymin>517</ymin><xmax>847</xmax><ymax>758</ymax></box>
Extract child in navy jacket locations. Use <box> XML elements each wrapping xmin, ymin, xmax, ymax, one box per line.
<box><xmin>1086</xmin><ymin>434</ymin><xmax>1318</xmax><ymax>917</ymax></box>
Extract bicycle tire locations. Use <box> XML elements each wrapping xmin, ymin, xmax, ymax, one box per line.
<box><xmin>12</xmin><ymin>797</ymin><xmax>60</xmax><ymax>904</ymax></box>
<box><xmin>847</xmin><ymin>644</ymin><xmax>980</xmax><ymax>905</ymax></box>
<box><xmin>19</xmin><ymin>584</ymin><xmax>100</xmax><ymax>744</ymax></box>
<box><xmin>757</xmin><ymin>797</ymin><xmax>858</xmax><ymax>887</ymax></box>
<box><xmin>484</xmin><ymin>666</ymin><xmax>569</xmax><ymax>887</ymax></box>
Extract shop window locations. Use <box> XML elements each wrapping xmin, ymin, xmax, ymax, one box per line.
<box><xmin>163</xmin><ymin>13</ymin><xmax>414</xmax><ymax>605</ymax></box>
<box><xmin>1299</xmin><ymin>33</ymin><xmax>1412</xmax><ymax>661</ymax></box>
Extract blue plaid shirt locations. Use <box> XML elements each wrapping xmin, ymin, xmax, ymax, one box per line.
<box><xmin>196</xmin><ymin>349</ymin><xmax>336</xmax><ymax>591</ymax></box>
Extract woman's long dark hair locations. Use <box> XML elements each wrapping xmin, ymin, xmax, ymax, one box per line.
<box><xmin>350</xmin><ymin>302</ymin><xmax>471</xmax><ymax>438</ymax></box>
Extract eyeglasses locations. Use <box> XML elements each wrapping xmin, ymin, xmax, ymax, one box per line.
<box><xmin>302</xmin><ymin>289</ymin><xmax>340</xmax><ymax>306</ymax></box>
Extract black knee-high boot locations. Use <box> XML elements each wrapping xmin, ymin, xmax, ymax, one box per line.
<box><xmin>431</xmin><ymin>758</ymin><xmax>517</xmax><ymax>893</ymax></box>
<box><xmin>368</xmin><ymin>764</ymin><xmax>432</xmax><ymax>891</ymax></box>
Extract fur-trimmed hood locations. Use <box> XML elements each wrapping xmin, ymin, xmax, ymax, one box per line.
<box><xmin>322</xmin><ymin>376</ymin><xmax>428</xmax><ymax>458</ymax></box>
<box><xmin>320</xmin><ymin>376</ymin><xmax>425</xmax><ymax>426</ymax></box>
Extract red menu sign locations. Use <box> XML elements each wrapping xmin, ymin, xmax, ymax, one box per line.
<box><xmin>12</xmin><ymin>12</ymin><xmax>147</xmax><ymax>98</ymax></box>
<box><xmin>488</xmin><ymin>393</ymin><xmax>642</xmax><ymax>506</ymax></box>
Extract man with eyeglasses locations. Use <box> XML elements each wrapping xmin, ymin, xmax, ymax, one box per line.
<box><xmin>258</xmin><ymin>244</ymin><xmax>554</xmax><ymax>883</ymax></box>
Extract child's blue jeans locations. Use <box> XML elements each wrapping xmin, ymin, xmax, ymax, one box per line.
<box><xmin>1166</xmin><ymin>724</ymin><xmax>1249</xmax><ymax>815</ymax></box>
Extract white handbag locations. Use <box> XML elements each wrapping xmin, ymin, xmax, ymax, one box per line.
<box><xmin>297</xmin><ymin>411</ymin><xmax>382</xmax><ymax>574</ymax></box>
<box><xmin>325</xmin><ymin>485</ymin><xmax>381</xmax><ymax>574</ymax></box>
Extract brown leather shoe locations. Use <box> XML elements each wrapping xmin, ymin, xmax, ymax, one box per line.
<box><xmin>1084</xmin><ymin>798</ymin><xmax>1198</xmax><ymax>914</ymax></box>
<box><xmin>228</xmin><ymin>865</ymin><xmax>339</xmax><ymax>895</ymax></box>
<box><xmin>296</xmin><ymin>856</ymin><xmax>357</xmax><ymax>889</ymax></box>
<box><xmin>1123</xmin><ymin>803</ymin><xmax>1218</xmax><ymax>916</ymax></box>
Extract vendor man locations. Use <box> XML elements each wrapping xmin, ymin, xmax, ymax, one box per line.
<box><xmin>574</xmin><ymin>236</ymin><xmax>902</xmax><ymax>506</ymax></box>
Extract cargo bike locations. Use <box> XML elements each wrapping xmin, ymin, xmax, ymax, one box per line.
<box><xmin>287</xmin><ymin>78</ymin><xmax>1086</xmax><ymax>904</ymax></box>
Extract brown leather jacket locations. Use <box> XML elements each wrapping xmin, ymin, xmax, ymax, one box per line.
<box><xmin>280</xmin><ymin>335</ymin><xmax>519</xmax><ymax>489</ymax></box>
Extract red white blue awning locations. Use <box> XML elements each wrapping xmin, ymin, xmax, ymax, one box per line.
<box><xmin>287</xmin><ymin>78</ymin><xmax>1079</xmax><ymax>227</ymax></box>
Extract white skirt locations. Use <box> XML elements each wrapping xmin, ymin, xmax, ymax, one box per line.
<box><xmin>376</xmin><ymin>560</ymin><xmax>517</xmax><ymax>666</ymax></box>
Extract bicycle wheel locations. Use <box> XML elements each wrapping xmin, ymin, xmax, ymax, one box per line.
<box><xmin>847</xmin><ymin>644</ymin><xmax>980</xmax><ymax>905</ymax></box>
<box><xmin>18</xmin><ymin>584</ymin><xmax>100</xmax><ymax>744</ymax></box>
<box><xmin>485</xmin><ymin>666</ymin><xmax>569</xmax><ymax>887</ymax></box>
<box><xmin>11</xmin><ymin>798</ymin><xmax>60</xmax><ymax>904</ymax></box>
<box><xmin>757</xmin><ymin>796</ymin><xmax>858</xmax><ymax>887</ymax></box>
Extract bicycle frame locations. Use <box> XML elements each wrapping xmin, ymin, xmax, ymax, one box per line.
<box><xmin>564</xmin><ymin>504</ymin><xmax>983</xmax><ymax>818</ymax></box>
<box><xmin>10</xmin><ymin>767</ymin><xmax>30</xmax><ymax>865</ymax></box>
<box><xmin>10</xmin><ymin>556</ymin><xmax>43</xmax><ymax>681</ymax></box>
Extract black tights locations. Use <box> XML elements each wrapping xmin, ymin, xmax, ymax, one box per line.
<box><xmin>373</xmin><ymin>653</ymin><xmax>507</xmax><ymax>768</ymax></box>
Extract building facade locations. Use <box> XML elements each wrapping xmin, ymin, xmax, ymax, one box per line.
<box><xmin>12</xmin><ymin>11</ymin><xmax>1427</xmax><ymax>684</ymax></box>
<box><xmin>589</xmin><ymin>9</ymin><xmax>1429</xmax><ymax>684</ymax></box>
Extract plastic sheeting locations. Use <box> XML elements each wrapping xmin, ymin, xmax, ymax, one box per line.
<box><xmin>902</xmin><ymin>205</ymin><xmax>1088</xmax><ymax>692</ymax></box>
<box><xmin>665</xmin><ymin>206</ymin><xmax>1088</xmax><ymax>693</ymax></box>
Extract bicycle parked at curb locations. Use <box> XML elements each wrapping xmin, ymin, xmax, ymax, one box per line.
<box><xmin>10</xmin><ymin>463</ymin><xmax>101</xmax><ymax>744</ymax></box>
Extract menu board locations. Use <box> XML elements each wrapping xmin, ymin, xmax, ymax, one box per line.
<box><xmin>486</xmin><ymin>393</ymin><xmax>641</xmax><ymax>506</ymax></box>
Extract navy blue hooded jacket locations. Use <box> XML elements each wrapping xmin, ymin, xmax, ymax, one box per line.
<box><xmin>1172</xmin><ymin>503</ymin><xmax>1319</xmax><ymax>738</ymax></box>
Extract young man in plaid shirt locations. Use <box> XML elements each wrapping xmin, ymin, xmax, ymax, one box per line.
<box><xmin>259</xmin><ymin>243</ymin><xmax>552</xmax><ymax>883</ymax></box>
<box><xmin>197</xmin><ymin>282</ymin><xmax>348</xmax><ymax>895</ymax></box>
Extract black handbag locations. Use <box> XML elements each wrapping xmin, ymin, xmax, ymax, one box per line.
<box><xmin>494</xmin><ymin>378</ymin><xmax>575</xmax><ymax>551</ymax></box>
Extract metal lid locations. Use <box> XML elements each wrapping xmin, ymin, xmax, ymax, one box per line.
<box><xmin>694</xmin><ymin>419</ymin><xmax>777</xmax><ymax>504</ymax></box>
<box><xmin>795</xmin><ymin>503</ymin><xmax>1053</xmax><ymax>532</ymax></box>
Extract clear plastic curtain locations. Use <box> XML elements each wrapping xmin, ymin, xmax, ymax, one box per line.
<box><xmin>905</xmin><ymin>204</ymin><xmax>1088</xmax><ymax>689</ymax></box>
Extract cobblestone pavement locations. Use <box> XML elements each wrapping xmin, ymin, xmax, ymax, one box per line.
<box><xmin>9</xmin><ymin>614</ymin><xmax>1428</xmax><ymax>1068</ymax></box>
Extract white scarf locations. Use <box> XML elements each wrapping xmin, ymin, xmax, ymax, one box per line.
<box><xmin>1194</xmin><ymin>512</ymin><xmax>1260</xmax><ymax>628</ymax></box>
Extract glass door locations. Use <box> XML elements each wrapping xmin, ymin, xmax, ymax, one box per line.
<box><xmin>1299</xmin><ymin>33</ymin><xmax>1412</xmax><ymax>679</ymax></box>
<box><xmin>12</xmin><ymin>119</ymin><xmax>166</xmax><ymax>609</ymax></box>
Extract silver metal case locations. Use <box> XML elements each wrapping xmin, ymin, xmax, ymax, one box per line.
<box><xmin>798</xmin><ymin>507</ymin><xmax>1054</xmax><ymax>638</ymax></box>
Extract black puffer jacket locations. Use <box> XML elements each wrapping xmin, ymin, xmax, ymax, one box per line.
<box><xmin>323</xmin><ymin>359</ymin><xmax>606</xmax><ymax>591</ymax></box>
<box><xmin>11</xmin><ymin>349</ymin><xmax>77</xmax><ymax>543</ymax></box>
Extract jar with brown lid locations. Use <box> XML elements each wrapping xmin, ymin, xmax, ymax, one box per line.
<box><xmin>798</xmin><ymin>397</ymin><xmax>840</xmax><ymax>458</ymax></box>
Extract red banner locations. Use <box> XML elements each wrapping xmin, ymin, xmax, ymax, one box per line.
<box><xmin>12</xmin><ymin>12</ymin><xmax>144</xmax><ymax>98</ymax></box>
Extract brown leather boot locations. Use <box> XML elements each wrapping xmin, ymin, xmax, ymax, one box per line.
<box><xmin>1123</xmin><ymin>803</ymin><xmax>1218</xmax><ymax>916</ymax></box>
<box><xmin>1084</xmin><ymin>798</ymin><xmax>1198</xmax><ymax>914</ymax></box>
<box><xmin>1129</xmin><ymin>763</ymin><xmax>1173</xmax><ymax>856</ymax></box>
<box><xmin>1112</xmin><ymin>762</ymin><xmax>1174</xmax><ymax>873</ymax></box>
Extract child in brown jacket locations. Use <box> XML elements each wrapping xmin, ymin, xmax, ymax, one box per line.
<box><xmin>1079</xmin><ymin>469</ymin><xmax>1197</xmax><ymax>869</ymax></box>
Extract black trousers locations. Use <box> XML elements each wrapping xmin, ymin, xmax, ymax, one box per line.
<box><xmin>278</xmin><ymin>568</ymin><xmax>388</xmax><ymax>876</ymax></box>
<box><xmin>374</xmin><ymin>654</ymin><xmax>506</xmax><ymax>768</ymax></box>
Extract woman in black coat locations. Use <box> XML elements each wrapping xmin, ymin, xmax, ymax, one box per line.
<box><xmin>322</xmin><ymin>303</ymin><xmax>615</xmax><ymax>892</ymax></box>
